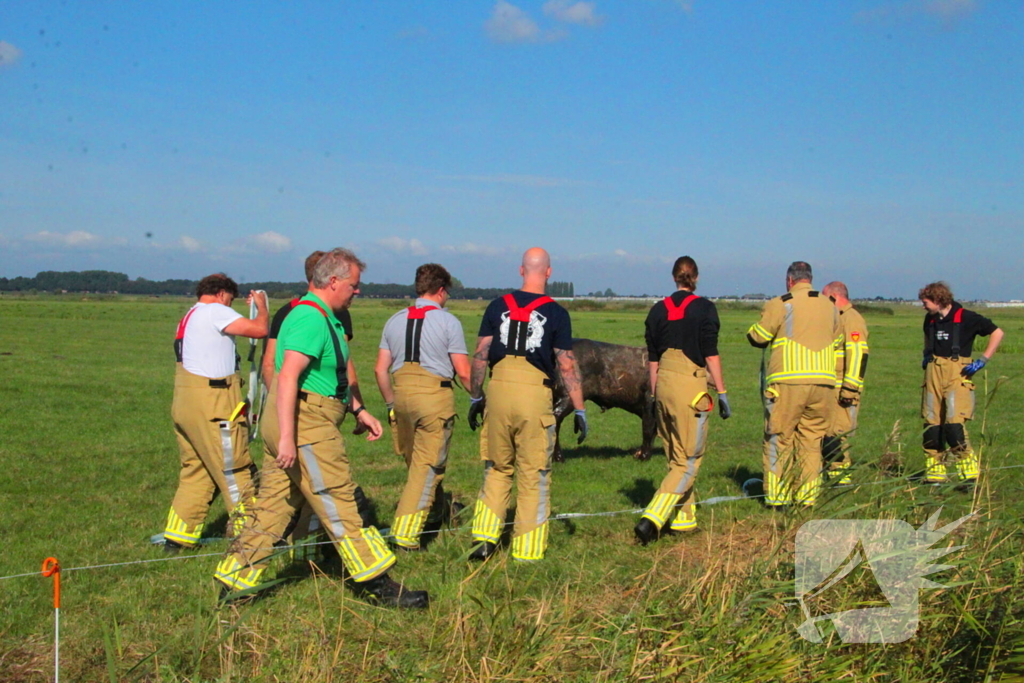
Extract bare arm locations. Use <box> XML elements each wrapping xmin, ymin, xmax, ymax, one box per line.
<box><xmin>705</xmin><ymin>355</ymin><xmax>726</xmax><ymax>393</ymax></box>
<box><xmin>555</xmin><ymin>348</ymin><xmax>585</xmax><ymax>411</ymax></box>
<box><xmin>470</xmin><ymin>336</ymin><xmax>492</xmax><ymax>399</ymax></box>
<box><xmin>982</xmin><ymin>328</ymin><xmax>1004</xmax><ymax>360</ymax></box>
<box><xmin>346</xmin><ymin>356</ymin><xmax>364</xmax><ymax>408</ymax></box>
<box><xmin>451</xmin><ymin>353</ymin><xmax>471</xmax><ymax>390</ymax></box>
<box><xmin>276</xmin><ymin>350</ymin><xmax>311</xmax><ymax>469</ymax></box>
<box><xmin>261</xmin><ymin>338</ymin><xmax>277</xmax><ymax>386</ymax></box>
<box><xmin>375</xmin><ymin>348</ymin><xmax>395</xmax><ymax>405</ymax></box>
<box><xmin>223</xmin><ymin>291</ymin><xmax>269</xmax><ymax>339</ymax></box>
<box><xmin>648</xmin><ymin>361</ymin><xmax>659</xmax><ymax>396</ymax></box>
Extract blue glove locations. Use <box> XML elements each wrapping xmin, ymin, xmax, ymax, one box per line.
<box><xmin>468</xmin><ymin>396</ymin><xmax>485</xmax><ymax>431</ymax></box>
<box><xmin>922</xmin><ymin>354</ymin><xmax>933</xmax><ymax>370</ymax></box>
<box><xmin>718</xmin><ymin>392</ymin><xmax>732</xmax><ymax>420</ymax></box>
<box><xmin>574</xmin><ymin>409</ymin><xmax>588</xmax><ymax>444</ymax></box>
<box><xmin>962</xmin><ymin>356</ymin><xmax>987</xmax><ymax>378</ymax></box>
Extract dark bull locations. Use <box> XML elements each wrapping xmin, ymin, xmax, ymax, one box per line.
<box><xmin>552</xmin><ymin>338</ymin><xmax>657</xmax><ymax>462</ymax></box>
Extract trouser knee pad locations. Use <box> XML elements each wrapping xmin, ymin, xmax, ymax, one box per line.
<box><xmin>822</xmin><ymin>436</ymin><xmax>842</xmax><ymax>464</ymax></box>
<box><xmin>942</xmin><ymin>423</ymin><xmax>968</xmax><ymax>452</ymax></box>
<box><xmin>923</xmin><ymin>425</ymin><xmax>944</xmax><ymax>452</ymax></box>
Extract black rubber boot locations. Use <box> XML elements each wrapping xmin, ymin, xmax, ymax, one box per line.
<box><xmin>468</xmin><ymin>541</ymin><xmax>498</xmax><ymax>561</ymax></box>
<box><xmin>634</xmin><ymin>518</ymin><xmax>660</xmax><ymax>546</ymax></box>
<box><xmin>355</xmin><ymin>573</ymin><xmax>429</xmax><ymax>609</ymax></box>
<box><xmin>164</xmin><ymin>539</ymin><xmax>189</xmax><ymax>555</ymax></box>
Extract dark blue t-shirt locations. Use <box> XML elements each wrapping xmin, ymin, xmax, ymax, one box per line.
<box><xmin>478</xmin><ymin>291</ymin><xmax>573</xmax><ymax>380</ymax></box>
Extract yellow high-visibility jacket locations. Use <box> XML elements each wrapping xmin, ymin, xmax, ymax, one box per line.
<box><xmin>747</xmin><ymin>282</ymin><xmax>842</xmax><ymax>385</ymax></box>
<box><xmin>835</xmin><ymin>302</ymin><xmax>869</xmax><ymax>396</ymax></box>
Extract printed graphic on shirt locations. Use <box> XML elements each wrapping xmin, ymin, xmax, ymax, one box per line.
<box><xmin>499</xmin><ymin>309</ymin><xmax>547</xmax><ymax>352</ymax></box>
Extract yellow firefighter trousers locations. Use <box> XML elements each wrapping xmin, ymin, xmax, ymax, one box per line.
<box><xmin>165</xmin><ymin>365</ymin><xmax>254</xmax><ymax>547</ymax></box>
<box><xmin>763</xmin><ymin>383</ymin><xmax>833</xmax><ymax>507</ymax></box>
<box><xmin>922</xmin><ymin>357</ymin><xmax>979</xmax><ymax>482</ymax></box>
<box><xmin>214</xmin><ymin>385</ymin><xmax>395</xmax><ymax>591</ymax></box>
<box><xmin>390</xmin><ymin>363</ymin><xmax>456</xmax><ymax>548</ymax></box>
<box><xmin>472</xmin><ymin>356</ymin><xmax>557</xmax><ymax>561</ymax></box>
<box><xmin>825</xmin><ymin>388</ymin><xmax>860</xmax><ymax>483</ymax></box>
<box><xmin>642</xmin><ymin>350</ymin><xmax>713</xmax><ymax>532</ymax></box>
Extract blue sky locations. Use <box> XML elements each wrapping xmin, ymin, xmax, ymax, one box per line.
<box><xmin>1</xmin><ymin>1</ymin><xmax>1021</xmax><ymax>298</ymax></box>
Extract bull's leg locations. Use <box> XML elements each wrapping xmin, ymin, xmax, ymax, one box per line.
<box><xmin>552</xmin><ymin>396</ymin><xmax>573</xmax><ymax>463</ymax></box>
<box><xmin>635</xmin><ymin>395</ymin><xmax>657</xmax><ymax>461</ymax></box>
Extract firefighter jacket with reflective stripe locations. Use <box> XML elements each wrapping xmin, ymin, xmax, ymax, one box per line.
<box><xmin>835</xmin><ymin>302</ymin><xmax>869</xmax><ymax>393</ymax></box>
<box><xmin>747</xmin><ymin>282</ymin><xmax>842</xmax><ymax>385</ymax></box>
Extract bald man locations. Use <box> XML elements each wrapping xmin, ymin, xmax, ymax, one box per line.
<box><xmin>466</xmin><ymin>247</ymin><xmax>586</xmax><ymax>562</ymax></box>
<box><xmin>821</xmin><ymin>281</ymin><xmax>869</xmax><ymax>485</ymax></box>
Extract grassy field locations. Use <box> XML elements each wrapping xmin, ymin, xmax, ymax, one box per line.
<box><xmin>1</xmin><ymin>294</ymin><xmax>1023</xmax><ymax>682</ymax></box>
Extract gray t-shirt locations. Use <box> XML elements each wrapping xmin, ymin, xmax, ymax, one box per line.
<box><xmin>379</xmin><ymin>298</ymin><xmax>468</xmax><ymax>379</ymax></box>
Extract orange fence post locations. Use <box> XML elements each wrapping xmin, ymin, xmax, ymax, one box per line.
<box><xmin>42</xmin><ymin>557</ymin><xmax>61</xmax><ymax>683</ymax></box>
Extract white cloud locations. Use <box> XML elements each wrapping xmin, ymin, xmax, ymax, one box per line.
<box><xmin>856</xmin><ymin>0</ymin><xmax>978</xmax><ymax>25</ymax></box>
<box><xmin>0</xmin><ymin>41</ymin><xmax>22</xmax><ymax>69</ymax></box>
<box><xmin>486</xmin><ymin>1</ymin><xmax>553</xmax><ymax>43</ymax></box>
<box><xmin>251</xmin><ymin>231</ymin><xmax>292</xmax><ymax>253</ymax></box>
<box><xmin>922</xmin><ymin>0</ymin><xmax>977</xmax><ymax>20</ymax></box>
<box><xmin>179</xmin><ymin>236</ymin><xmax>202</xmax><ymax>253</ymax></box>
<box><xmin>377</xmin><ymin>236</ymin><xmax>430</xmax><ymax>256</ymax></box>
<box><xmin>440</xmin><ymin>242</ymin><xmax>507</xmax><ymax>257</ymax></box>
<box><xmin>25</xmin><ymin>230</ymin><xmax>102</xmax><ymax>248</ymax></box>
<box><xmin>441</xmin><ymin>173</ymin><xmax>583</xmax><ymax>188</ymax></box>
<box><xmin>543</xmin><ymin>0</ymin><xmax>603</xmax><ymax>26</ymax></box>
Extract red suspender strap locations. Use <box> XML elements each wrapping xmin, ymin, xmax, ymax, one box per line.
<box><xmin>953</xmin><ymin>308</ymin><xmax>963</xmax><ymax>324</ymax></box>
<box><xmin>175</xmin><ymin>308</ymin><xmax>198</xmax><ymax>341</ymax></box>
<box><xmin>503</xmin><ymin>293</ymin><xmax>553</xmax><ymax>322</ymax></box>
<box><xmin>503</xmin><ymin>293</ymin><xmax>554</xmax><ymax>357</ymax></box>
<box><xmin>288</xmin><ymin>297</ymin><xmax>301</xmax><ymax>309</ymax></box>
<box><xmin>406</xmin><ymin>305</ymin><xmax>439</xmax><ymax>320</ymax></box>
<box><xmin>405</xmin><ymin>305</ymin><xmax>439</xmax><ymax>363</ymax></box>
<box><xmin>664</xmin><ymin>294</ymin><xmax>698</xmax><ymax>321</ymax></box>
<box><xmin>174</xmin><ymin>307</ymin><xmax>199</xmax><ymax>362</ymax></box>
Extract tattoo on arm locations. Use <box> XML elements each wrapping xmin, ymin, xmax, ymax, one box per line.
<box><xmin>470</xmin><ymin>336</ymin><xmax>492</xmax><ymax>398</ymax></box>
<box><xmin>555</xmin><ymin>348</ymin><xmax>583</xmax><ymax>403</ymax></box>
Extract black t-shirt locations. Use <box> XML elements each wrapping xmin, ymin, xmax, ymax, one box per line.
<box><xmin>645</xmin><ymin>291</ymin><xmax>720</xmax><ymax>366</ymax></box>
<box><xmin>478</xmin><ymin>291</ymin><xmax>572</xmax><ymax>380</ymax></box>
<box><xmin>923</xmin><ymin>302</ymin><xmax>997</xmax><ymax>358</ymax></box>
<box><xmin>269</xmin><ymin>300</ymin><xmax>353</xmax><ymax>341</ymax></box>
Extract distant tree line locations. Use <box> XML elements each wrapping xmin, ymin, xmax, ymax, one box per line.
<box><xmin>0</xmin><ymin>270</ymin><xmax>577</xmax><ymax>301</ymax></box>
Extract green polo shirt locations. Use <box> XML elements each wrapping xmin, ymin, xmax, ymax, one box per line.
<box><xmin>276</xmin><ymin>292</ymin><xmax>350</xmax><ymax>400</ymax></box>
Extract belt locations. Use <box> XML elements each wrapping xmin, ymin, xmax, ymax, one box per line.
<box><xmin>209</xmin><ymin>378</ymin><xmax>229</xmax><ymax>388</ymax></box>
<box><xmin>298</xmin><ymin>391</ymin><xmax>343</xmax><ymax>406</ymax></box>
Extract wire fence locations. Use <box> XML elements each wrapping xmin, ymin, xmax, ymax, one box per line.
<box><xmin>3</xmin><ymin>461</ymin><xmax>1021</xmax><ymax>584</ymax></box>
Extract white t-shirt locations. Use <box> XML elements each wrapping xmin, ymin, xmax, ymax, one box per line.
<box><xmin>179</xmin><ymin>302</ymin><xmax>244</xmax><ymax>378</ymax></box>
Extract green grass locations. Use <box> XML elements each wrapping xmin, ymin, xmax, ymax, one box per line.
<box><xmin>1</xmin><ymin>295</ymin><xmax>1023</xmax><ymax>681</ymax></box>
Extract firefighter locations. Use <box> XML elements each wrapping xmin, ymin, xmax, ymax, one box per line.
<box><xmin>260</xmin><ymin>250</ymin><xmax>366</xmax><ymax>562</ymax></box>
<box><xmin>634</xmin><ymin>256</ymin><xmax>731</xmax><ymax>545</ymax></box>
<box><xmin>215</xmin><ymin>248</ymin><xmax>429</xmax><ymax>608</ymax></box>
<box><xmin>163</xmin><ymin>274</ymin><xmax>268</xmax><ymax>552</ymax></box>
<box><xmin>820</xmin><ymin>281</ymin><xmax>869</xmax><ymax>485</ymax></box>
<box><xmin>919</xmin><ymin>282</ymin><xmax>1003</xmax><ymax>486</ymax></box>
<box><xmin>375</xmin><ymin>263</ymin><xmax>471</xmax><ymax>551</ymax></box>
<box><xmin>747</xmin><ymin>262</ymin><xmax>842</xmax><ymax>508</ymax></box>
<box><xmin>466</xmin><ymin>247</ymin><xmax>586</xmax><ymax>562</ymax></box>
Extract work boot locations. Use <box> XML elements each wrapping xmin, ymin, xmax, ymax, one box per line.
<box><xmin>216</xmin><ymin>580</ymin><xmax>258</xmax><ymax>606</ymax></box>
<box><xmin>468</xmin><ymin>540</ymin><xmax>498</xmax><ymax>561</ymax></box>
<box><xmin>354</xmin><ymin>573</ymin><xmax>429</xmax><ymax>609</ymax></box>
<box><xmin>634</xmin><ymin>518</ymin><xmax>660</xmax><ymax>546</ymax></box>
<box><xmin>164</xmin><ymin>539</ymin><xmax>190</xmax><ymax>555</ymax></box>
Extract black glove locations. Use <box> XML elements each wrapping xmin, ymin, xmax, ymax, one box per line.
<box><xmin>922</xmin><ymin>354</ymin><xmax>933</xmax><ymax>370</ymax></box>
<box><xmin>718</xmin><ymin>392</ymin><xmax>732</xmax><ymax>420</ymax></box>
<box><xmin>574</xmin><ymin>409</ymin><xmax>588</xmax><ymax>444</ymax></box>
<box><xmin>468</xmin><ymin>396</ymin><xmax>485</xmax><ymax>431</ymax></box>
